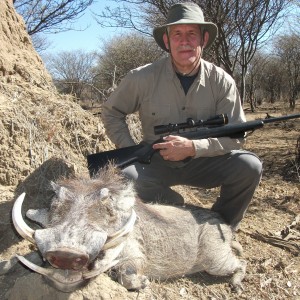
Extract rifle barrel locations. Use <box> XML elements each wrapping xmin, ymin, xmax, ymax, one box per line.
<box><xmin>262</xmin><ymin>114</ymin><xmax>300</xmax><ymax>124</ymax></box>
<box><xmin>177</xmin><ymin>120</ymin><xmax>264</xmax><ymax>140</ymax></box>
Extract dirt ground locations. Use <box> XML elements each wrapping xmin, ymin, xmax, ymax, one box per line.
<box><xmin>0</xmin><ymin>1</ymin><xmax>299</xmax><ymax>299</ymax></box>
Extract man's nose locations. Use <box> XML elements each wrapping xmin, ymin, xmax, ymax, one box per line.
<box><xmin>180</xmin><ymin>33</ymin><xmax>190</xmax><ymax>43</ymax></box>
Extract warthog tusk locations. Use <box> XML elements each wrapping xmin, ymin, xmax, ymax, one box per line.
<box><xmin>16</xmin><ymin>254</ymin><xmax>85</xmax><ymax>292</ymax></box>
<box><xmin>16</xmin><ymin>254</ymin><xmax>64</xmax><ymax>278</ymax></box>
<box><xmin>15</xmin><ymin>253</ymin><xmax>119</xmax><ymax>292</ymax></box>
<box><xmin>103</xmin><ymin>209</ymin><xmax>136</xmax><ymax>250</ymax></box>
<box><xmin>12</xmin><ymin>193</ymin><xmax>35</xmax><ymax>244</ymax></box>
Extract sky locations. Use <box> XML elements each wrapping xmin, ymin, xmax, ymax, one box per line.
<box><xmin>45</xmin><ymin>1</ymin><xmax>128</xmax><ymax>53</ymax></box>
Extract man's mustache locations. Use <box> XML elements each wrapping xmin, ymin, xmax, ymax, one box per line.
<box><xmin>177</xmin><ymin>45</ymin><xmax>196</xmax><ymax>51</ymax></box>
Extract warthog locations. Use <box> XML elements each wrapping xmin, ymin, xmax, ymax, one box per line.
<box><xmin>4</xmin><ymin>166</ymin><xmax>246</xmax><ymax>293</ymax></box>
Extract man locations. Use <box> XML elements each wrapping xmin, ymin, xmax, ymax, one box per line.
<box><xmin>102</xmin><ymin>2</ymin><xmax>262</xmax><ymax>229</ymax></box>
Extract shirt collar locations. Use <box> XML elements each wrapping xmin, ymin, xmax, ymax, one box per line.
<box><xmin>166</xmin><ymin>56</ymin><xmax>205</xmax><ymax>86</ymax></box>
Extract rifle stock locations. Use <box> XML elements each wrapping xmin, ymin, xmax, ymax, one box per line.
<box><xmin>87</xmin><ymin>113</ymin><xmax>300</xmax><ymax>176</ymax></box>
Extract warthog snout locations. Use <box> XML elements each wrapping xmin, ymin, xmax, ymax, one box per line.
<box><xmin>45</xmin><ymin>248</ymin><xmax>89</xmax><ymax>270</ymax></box>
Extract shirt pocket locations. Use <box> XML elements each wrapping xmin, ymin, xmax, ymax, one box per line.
<box><xmin>140</xmin><ymin>102</ymin><xmax>171</xmax><ymax>126</ymax></box>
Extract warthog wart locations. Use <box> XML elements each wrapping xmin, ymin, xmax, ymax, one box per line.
<box><xmin>2</xmin><ymin>165</ymin><xmax>246</xmax><ymax>293</ymax></box>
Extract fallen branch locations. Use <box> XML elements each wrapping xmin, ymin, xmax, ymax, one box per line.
<box><xmin>241</xmin><ymin>215</ymin><xmax>300</xmax><ymax>256</ymax></box>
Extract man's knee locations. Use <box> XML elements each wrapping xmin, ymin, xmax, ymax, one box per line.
<box><xmin>233</xmin><ymin>151</ymin><xmax>262</xmax><ymax>182</ymax></box>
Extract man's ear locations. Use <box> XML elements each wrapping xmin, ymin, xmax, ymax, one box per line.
<box><xmin>202</xmin><ymin>31</ymin><xmax>209</xmax><ymax>48</ymax></box>
<box><xmin>163</xmin><ymin>33</ymin><xmax>169</xmax><ymax>50</ymax></box>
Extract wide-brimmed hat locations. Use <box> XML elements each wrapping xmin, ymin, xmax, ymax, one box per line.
<box><xmin>153</xmin><ymin>3</ymin><xmax>218</xmax><ymax>51</ymax></box>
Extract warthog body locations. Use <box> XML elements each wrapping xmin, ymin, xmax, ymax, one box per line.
<box><xmin>7</xmin><ymin>166</ymin><xmax>246</xmax><ymax>293</ymax></box>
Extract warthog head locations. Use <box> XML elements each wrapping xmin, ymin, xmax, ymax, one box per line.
<box><xmin>12</xmin><ymin>167</ymin><xmax>137</xmax><ymax>292</ymax></box>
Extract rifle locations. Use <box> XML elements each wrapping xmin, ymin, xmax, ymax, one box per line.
<box><xmin>87</xmin><ymin>113</ymin><xmax>300</xmax><ymax>176</ymax></box>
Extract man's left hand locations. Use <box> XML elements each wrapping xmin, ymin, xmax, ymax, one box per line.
<box><xmin>152</xmin><ymin>135</ymin><xmax>196</xmax><ymax>161</ymax></box>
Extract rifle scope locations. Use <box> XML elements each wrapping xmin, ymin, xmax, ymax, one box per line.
<box><xmin>154</xmin><ymin>114</ymin><xmax>229</xmax><ymax>135</ymax></box>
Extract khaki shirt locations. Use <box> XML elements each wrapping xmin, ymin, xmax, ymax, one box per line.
<box><xmin>102</xmin><ymin>57</ymin><xmax>246</xmax><ymax>157</ymax></box>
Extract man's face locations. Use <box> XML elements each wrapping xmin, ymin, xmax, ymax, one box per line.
<box><xmin>163</xmin><ymin>24</ymin><xmax>207</xmax><ymax>71</ymax></box>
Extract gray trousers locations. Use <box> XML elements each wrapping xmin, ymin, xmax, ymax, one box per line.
<box><xmin>123</xmin><ymin>150</ymin><xmax>262</xmax><ymax>228</ymax></box>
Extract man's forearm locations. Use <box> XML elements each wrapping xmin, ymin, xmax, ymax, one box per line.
<box><xmin>193</xmin><ymin>137</ymin><xmax>245</xmax><ymax>158</ymax></box>
<box><xmin>101</xmin><ymin>110</ymin><xmax>136</xmax><ymax>148</ymax></box>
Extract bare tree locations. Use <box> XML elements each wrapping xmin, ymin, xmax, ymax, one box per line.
<box><xmin>290</xmin><ymin>0</ymin><xmax>300</xmax><ymax>35</ymax></box>
<box><xmin>14</xmin><ymin>0</ymin><xmax>94</xmax><ymax>35</ymax></box>
<box><xmin>233</xmin><ymin>1</ymin><xmax>288</xmax><ymax>103</ymax></box>
<box><xmin>44</xmin><ymin>33</ymin><xmax>162</xmax><ymax>104</ymax></box>
<box><xmin>93</xmin><ymin>33</ymin><xmax>163</xmax><ymax>98</ymax></box>
<box><xmin>246</xmin><ymin>52</ymin><xmax>270</xmax><ymax>111</ymax></box>
<box><xmin>94</xmin><ymin>0</ymin><xmax>156</xmax><ymax>35</ymax></box>
<box><xmin>195</xmin><ymin>0</ymin><xmax>290</xmax><ymax>103</ymax></box>
<box><xmin>46</xmin><ymin>50</ymin><xmax>97</xmax><ymax>101</ymax></box>
<box><xmin>261</xmin><ymin>57</ymin><xmax>284</xmax><ymax>103</ymax></box>
<box><xmin>274</xmin><ymin>34</ymin><xmax>300</xmax><ymax>109</ymax></box>
<box><xmin>30</xmin><ymin>33</ymin><xmax>53</xmax><ymax>52</ymax></box>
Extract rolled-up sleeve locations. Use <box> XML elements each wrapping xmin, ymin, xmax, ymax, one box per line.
<box><xmin>193</xmin><ymin>137</ymin><xmax>245</xmax><ymax>158</ymax></box>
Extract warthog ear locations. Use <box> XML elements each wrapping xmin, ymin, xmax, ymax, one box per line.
<box><xmin>50</xmin><ymin>181</ymin><xmax>59</xmax><ymax>191</ymax></box>
<box><xmin>26</xmin><ymin>208</ymin><xmax>49</xmax><ymax>227</ymax></box>
<box><xmin>50</xmin><ymin>181</ymin><xmax>69</xmax><ymax>200</ymax></box>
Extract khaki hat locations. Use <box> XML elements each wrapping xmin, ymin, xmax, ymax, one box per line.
<box><xmin>153</xmin><ymin>2</ymin><xmax>218</xmax><ymax>51</ymax></box>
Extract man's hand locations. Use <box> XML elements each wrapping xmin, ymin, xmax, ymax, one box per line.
<box><xmin>152</xmin><ymin>135</ymin><xmax>195</xmax><ymax>161</ymax></box>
